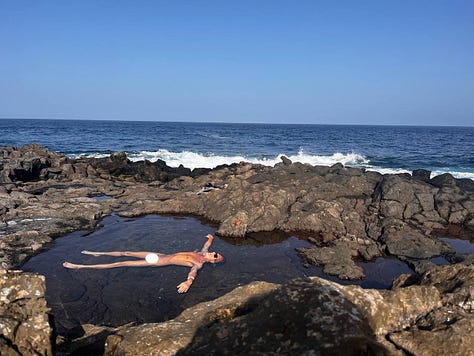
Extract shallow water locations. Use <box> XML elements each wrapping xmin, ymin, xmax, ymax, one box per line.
<box><xmin>439</xmin><ymin>236</ymin><xmax>474</xmax><ymax>254</ymax></box>
<box><xmin>22</xmin><ymin>214</ymin><xmax>413</xmax><ymax>334</ymax></box>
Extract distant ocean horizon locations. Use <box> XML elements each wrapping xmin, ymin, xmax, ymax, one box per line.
<box><xmin>1</xmin><ymin>118</ymin><xmax>473</xmax><ymax>180</ymax></box>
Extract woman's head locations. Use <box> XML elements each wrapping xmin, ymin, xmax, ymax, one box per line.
<box><xmin>206</xmin><ymin>251</ymin><xmax>224</xmax><ymax>263</ymax></box>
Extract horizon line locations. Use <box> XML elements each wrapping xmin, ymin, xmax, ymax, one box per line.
<box><xmin>0</xmin><ymin>116</ymin><xmax>473</xmax><ymax>128</ymax></box>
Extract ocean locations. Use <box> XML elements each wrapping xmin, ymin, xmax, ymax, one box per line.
<box><xmin>1</xmin><ymin>118</ymin><xmax>473</xmax><ymax>179</ymax></box>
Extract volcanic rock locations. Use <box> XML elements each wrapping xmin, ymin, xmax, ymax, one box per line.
<box><xmin>102</xmin><ymin>264</ymin><xmax>474</xmax><ymax>355</ymax></box>
<box><xmin>1</xmin><ymin>144</ymin><xmax>474</xmax><ymax>280</ymax></box>
<box><xmin>0</xmin><ymin>269</ymin><xmax>52</xmax><ymax>356</ymax></box>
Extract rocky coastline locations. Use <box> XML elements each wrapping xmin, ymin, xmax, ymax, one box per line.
<box><xmin>1</xmin><ymin>144</ymin><xmax>473</xmax><ymax>355</ymax></box>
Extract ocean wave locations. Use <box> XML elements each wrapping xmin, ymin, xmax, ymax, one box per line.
<box><xmin>76</xmin><ymin>152</ymin><xmax>110</xmax><ymax>159</ymax></box>
<box><xmin>127</xmin><ymin>150</ymin><xmax>249</xmax><ymax>169</ymax></box>
<box><xmin>431</xmin><ymin>170</ymin><xmax>474</xmax><ymax>180</ymax></box>
<box><xmin>74</xmin><ymin>149</ymin><xmax>474</xmax><ymax>180</ymax></box>
<box><xmin>124</xmin><ymin>148</ymin><xmax>369</xmax><ymax>171</ymax></box>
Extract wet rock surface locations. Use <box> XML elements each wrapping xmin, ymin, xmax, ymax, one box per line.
<box><xmin>0</xmin><ymin>269</ymin><xmax>52</xmax><ymax>356</ymax></box>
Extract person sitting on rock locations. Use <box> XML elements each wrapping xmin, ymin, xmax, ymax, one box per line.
<box><xmin>63</xmin><ymin>234</ymin><xmax>223</xmax><ymax>293</ymax></box>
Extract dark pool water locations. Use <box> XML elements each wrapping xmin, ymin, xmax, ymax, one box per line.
<box><xmin>439</xmin><ymin>236</ymin><xmax>474</xmax><ymax>254</ymax></box>
<box><xmin>22</xmin><ymin>214</ymin><xmax>414</xmax><ymax>334</ymax></box>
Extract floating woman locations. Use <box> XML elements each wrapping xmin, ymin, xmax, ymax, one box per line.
<box><xmin>63</xmin><ymin>234</ymin><xmax>223</xmax><ymax>293</ymax></box>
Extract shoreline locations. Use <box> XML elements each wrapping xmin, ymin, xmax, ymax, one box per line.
<box><xmin>1</xmin><ymin>143</ymin><xmax>473</xmax><ymax>273</ymax></box>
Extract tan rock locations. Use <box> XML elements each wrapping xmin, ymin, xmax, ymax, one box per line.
<box><xmin>0</xmin><ymin>270</ymin><xmax>52</xmax><ymax>356</ymax></box>
<box><xmin>104</xmin><ymin>281</ymin><xmax>278</xmax><ymax>356</ymax></box>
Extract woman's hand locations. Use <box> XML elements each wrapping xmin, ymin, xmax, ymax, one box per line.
<box><xmin>206</xmin><ymin>234</ymin><xmax>214</xmax><ymax>240</ymax></box>
<box><xmin>177</xmin><ymin>280</ymin><xmax>192</xmax><ymax>293</ymax></box>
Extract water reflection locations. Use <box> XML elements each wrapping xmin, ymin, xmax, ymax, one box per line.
<box><xmin>439</xmin><ymin>236</ymin><xmax>474</xmax><ymax>254</ymax></box>
<box><xmin>357</xmin><ymin>257</ymin><xmax>413</xmax><ymax>289</ymax></box>
<box><xmin>91</xmin><ymin>195</ymin><xmax>112</xmax><ymax>201</ymax></box>
<box><xmin>220</xmin><ymin>230</ymin><xmax>291</xmax><ymax>247</ymax></box>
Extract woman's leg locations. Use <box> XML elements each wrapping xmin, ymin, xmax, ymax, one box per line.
<box><xmin>81</xmin><ymin>250</ymin><xmax>163</xmax><ymax>259</ymax></box>
<box><xmin>63</xmin><ymin>260</ymin><xmax>152</xmax><ymax>269</ymax></box>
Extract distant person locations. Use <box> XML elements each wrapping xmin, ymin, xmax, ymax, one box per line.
<box><xmin>63</xmin><ymin>234</ymin><xmax>223</xmax><ymax>293</ymax></box>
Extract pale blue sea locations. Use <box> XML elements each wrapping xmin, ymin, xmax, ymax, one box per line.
<box><xmin>1</xmin><ymin>118</ymin><xmax>473</xmax><ymax>179</ymax></box>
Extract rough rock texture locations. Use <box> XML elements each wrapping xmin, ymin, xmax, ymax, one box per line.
<box><xmin>388</xmin><ymin>264</ymin><xmax>474</xmax><ymax>355</ymax></box>
<box><xmin>56</xmin><ymin>323</ymin><xmax>127</xmax><ymax>356</ymax></box>
<box><xmin>296</xmin><ymin>240</ymin><xmax>366</xmax><ymax>279</ymax></box>
<box><xmin>178</xmin><ymin>279</ymin><xmax>388</xmax><ymax>356</ymax></box>
<box><xmin>2</xmin><ymin>145</ymin><xmax>473</xmax><ymax>279</ymax></box>
<box><xmin>104</xmin><ymin>281</ymin><xmax>279</xmax><ymax>356</ymax></box>
<box><xmin>104</xmin><ymin>279</ymin><xmax>388</xmax><ymax>356</ymax></box>
<box><xmin>381</xmin><ymin>226</ymin><xmax>455</xmax><ymax>258</ymax></box>
<box><xmin>0</xmin><ymin>269</ymin><xmax>52</xmax><ymax>356</ymax></box>
<box><xmin>100</xmin><ymin>264</ymin><xmax>474</xmax><ymax>355</ymax></box>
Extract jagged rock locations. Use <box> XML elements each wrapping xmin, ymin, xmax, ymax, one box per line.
<box><xmin>104</xmin><ymin>265</ymin><xmax>473</xmax><ymax>355</ymax></box>
<box><xmin>56</xmin><ymin>323</ymin><xmax>125</xmax><ymax>355</ymax></box>
<box><xmin>104</xmin><ymin>279</ymin><xmax>389</xmax><ymax>355</ymax></box>
<box><xmin>1</xmin><ymin>144</ymin><xmax>474</xmax><ymax>276</ymax></box>
<box><xmin>404</xmin><ymin>264</ymin><xmax>474</xmax><ymax>311</ymax></box>
<box><xmin>431</xmin><ymin>173</ymin><xmax>458</xmax><ymax>188</ymax></box>
<box><xmin>179</xmin><ymin>278</ymin><xmax>389</xmax><ymax>355</ymax></box>
<box><xmin>104</xmin><ymin>281</ymin><xmax>279</xmax><ymax>356</ymax></box>
<box><xmin>447</xmin><ymin>253</ymin><xmax>474</xmax><ymax>265</ymax></box>
<box><xmin>412</xmin><ymin>169</ymin><xmax>431</xmax><ymax>182</ymax></box>
<box><xmin>388</xmin><ymin>316</ymin><xmax>473</xmax><ymax>356</ymax></box>
<box><xmin>279</xmin><ymin>155</ymin><xmax>292</xmax><ymax>166</ymax></box>
<box><xmin>319</xmin><ymin>279</ymin><xmax>441</xmax><ymax>337</ymax></box>
<box><xmin>297</xmin><ymin>241</ymin><xmax>365</xmax><ymax>280</ymax></box>
<box><xmin>382</xmin><ymin>226</ymin><xmax>454</xmax><ymax>259</ymax></box>
<box><xmin>0</xmin><ymin>231</ymin><xmax>52</xmax><ymax>268</ymax></box>
<box><xmin>87</xmin><ymin>153</ymin><xmax>207</xmax><ymax>182</ymax></box>
<box><xmin>217</xmin><ymin>211</ymin><xmax>249</xmax><ymax>238</ymax></box>
<box><xmin>389</xmin><ymin>264</ymin><xmax>474</xmax><ymax>355</ymax></box>
<box><xmin>0</xmin><ymin>269</ymin><xmax>53</xmax><ymax>356</ymax></box>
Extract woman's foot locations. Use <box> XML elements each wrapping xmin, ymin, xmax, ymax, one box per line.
<box><xmin>63</xmin><ymin>262</ymin><xmax>81</xmax><ymax>269</ymax></box>
<box><xmin>81</xmin><ymin>250</ymin><xmax>103</xmax><ymax>257</ymax></box>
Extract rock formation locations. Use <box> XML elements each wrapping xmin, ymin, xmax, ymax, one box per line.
<box><xmin>0</xmin><ymin>270</ymin><xmax>52</xmax><ymax>355</ymax></box>
<box><xmin>1</xmin><ymin>144</ymin><xmax>473</xmax><ymax>354</ymax></box>
<box><xmin>1</xmin><ymin>145</ymin><xmax>473</xmax><ymax>279</ymax></box>
<box><xmin>100</xmin><ymin>263</ymin><xmax>473</xmax><ymax>355</ymax></box>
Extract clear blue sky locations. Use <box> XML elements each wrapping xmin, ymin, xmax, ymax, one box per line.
<box><xmin>1</xmin><ymin>1</ymin><xmax>473</xmax><ymax>125</ymax></box>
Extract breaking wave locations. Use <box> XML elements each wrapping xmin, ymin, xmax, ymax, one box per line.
<box><xmin>75</xmin><ymin>148</ymin><xmax>474</xmax><ymax>180</ymax></box>
<box><xmin>126</xmin><ymin>149</ymin><xmax>369</xmax><ymax>170</ymax></box>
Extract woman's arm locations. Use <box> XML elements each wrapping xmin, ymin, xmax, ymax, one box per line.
<box><xmin>200</xmin><ymin>234</ymin><xmax>214</xmax><ymax>253</ymax></box>
<box><xmin>177</xmin><ymin>264</ymin><xmax>201</xmax><ymax>293</ymax></box>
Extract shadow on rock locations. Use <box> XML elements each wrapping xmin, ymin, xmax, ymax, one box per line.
<box><xmin>177</xmin><ymin>278</ymin><xmax>389</xmax><ymax>355</ymax></box>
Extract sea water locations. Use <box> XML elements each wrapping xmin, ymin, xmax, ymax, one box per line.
<box><xmin>1</xmin><ymin>119</ymin><xmax>473</xmax><ymax>179</ymax></box>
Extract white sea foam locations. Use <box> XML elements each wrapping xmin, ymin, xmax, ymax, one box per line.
<box><xmin>77</xmin><ymin>152</ymin><xmax>110</xmax><ymax>159</ymax></box>
<box><xmin>127</xmin><ymin>150</ymin><xmax>250</xmax><ymax>169</ymax></box>
<box><xmin>362</xmin><ymin>166</ymin><xmax>412</xmax><ymax>175</ymax></box>
<box><xmin>431</xmin><ymin>170</ymin><xmax>474</xmax><ymax>180</ymax></box>
<box><xmin>74</xmin><ymin>149</ymin><xmax>474</xmax><ymax>180</ymax></box>
<box><xmin>124</xmin><ymin>148</ymin><xmax>369</xmax><ymax>171</ymax></box>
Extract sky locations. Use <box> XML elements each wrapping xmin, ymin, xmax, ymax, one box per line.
<box><xmin>1</xmin><ymin>1</ymin><xmax>473</xmax><ymax>125</ymax></box>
